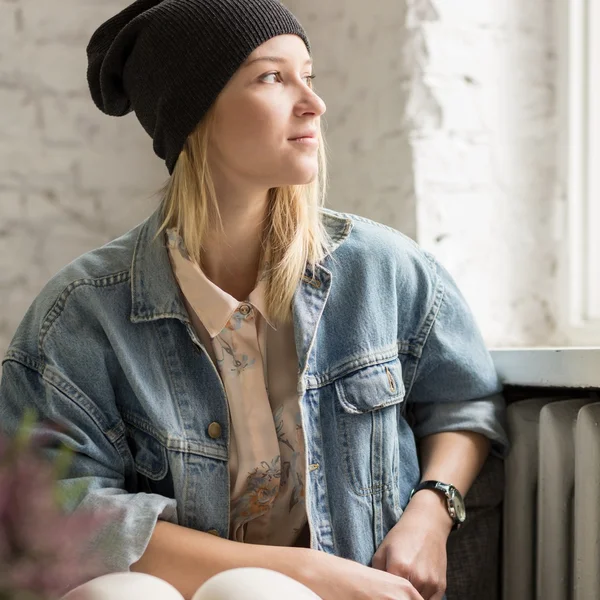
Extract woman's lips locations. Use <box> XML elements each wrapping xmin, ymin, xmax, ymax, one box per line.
<box><xmin>289</xmin><ymin>136</ymin><xmax>319</xmax><ymax>147</ymax></box>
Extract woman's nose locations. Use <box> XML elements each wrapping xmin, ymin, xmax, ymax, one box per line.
<box><xmin>298</xmin><ymin>90</ymin><xmax>326</xmax><ymax>117</ymax></box>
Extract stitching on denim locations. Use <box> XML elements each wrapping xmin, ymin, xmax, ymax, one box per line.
<box><xmin>397</xmin><ymin>339</ymin><xmax>422</xmax><ymax>358</ymax></box>
<box><xmin>3</xmin><ymin>353</ymin><xmax>127</xmax><ymax>474</ymax></box>
<box><xmin>153</xmin><ymin>319</ymin><xmax>193</xmax><ymax>456</ymax></box>
<box><xmin>337</xmin><ymin>377</ymin><xmax>405</xmax><ymax>414</ymax></box>
<box><xmin>124</xmin><ymin>422</ymin><xmax>169</xmax><ymax>480</ymax></box>
<box><xmin>130</xmin><ymin>311</ymin><xmax>190</xmax><ymax>322</ymax></box>
<box><xmin>375</xmin><ymin>409</ymin><xmax>385</xmax><ymax>543</ymax></box>
<box><xmin>350</xmin><ymin>482</ymin><xmax>396</xmax><ymax>496</ymax></box>
<box><xmin>414</xmin><ymin>278</ymin><xmax>445</xmax><ymax>350</ymax></box>
<box><xmin>336</xmin><ymin>377</ymin><xmax>401</xmax><ymax>496</ymax></box>
<box><xmin>42</xmin><ymin>365</ymin><xmax>125</xmax><ymax>441</ymax></box>
<box><xmin>120</xmin><ymin>410</ymin><xmax>228</xmax><ymax>461</ymax></box>
<box><xmin>320</xmin><ymin>209</ymin><xmax>353</xmax><ymax>247</ymax></box>
<box><xmin>345</xmin><ymin>212</ymin><xmax>433</xmax><ymax>260</ymax></box>
<box><xmin>121</xmin><ymin>410</ymin><xmax>166</xmax><ymax>444</ymax></box>
<box><xmin>337</xmin><ymin>386</ymin><xmax>360</xmax><ymax>491</ymax></box>
<box><xmin>305</xmin><ymin>346</ymin><xmax>401</xmax><ymax>389</ymax></box>
<box><xmin>166</xmin><ymin>438</ymin><xmax>228</xmax><ymax>460</ymax></box>
<box><xmin>298</xmin><ymin>265</ymin><xmax>333</xmax><ymax>382</ymax></box>
<box><xmin>405</xmin><ymin>276</ymin><xmax>446</xmax><ymax>401</ymax></box>
<box><xmin>130</xmin><ymin>218</ymin><xmax>147</xmax><ymax>318</ymax></box>
<box><xmin>37</xmin><ymin>270</ymin><xmax>130</xmax><ymax>356</ymax></box>
<box><xmin>314</xmin><ymin>390</ymin><xmax>338</xmax><ymax>552</ymax></box>
<box><xmin>335</xmin><ymin>377</ymin><xmax>352</xmax><ymax>413</ymax></box>
<box><xmin>3</xmin><ymin>349</ymin><xmax>44</xmax><ymax>372</ymax></box>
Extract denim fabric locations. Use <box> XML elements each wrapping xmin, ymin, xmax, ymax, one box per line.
<box><xmin>0</xmin><ymin>207</ymin><xmax>508</xmax><ymax>572</ymax></box>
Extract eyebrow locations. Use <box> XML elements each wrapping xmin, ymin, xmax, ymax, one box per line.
<box><xmin>243</xmin><ymin>56</ymin><xmax>313</xmax><ymax>68</ymax></box>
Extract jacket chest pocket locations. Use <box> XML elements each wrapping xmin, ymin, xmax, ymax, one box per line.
<box><xmin>334</xmin><ymin>357</ymin><xmax>405</xmax><ymax>496</ymax></box>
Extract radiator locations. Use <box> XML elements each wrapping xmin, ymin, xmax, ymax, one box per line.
<box><xmin>503</xmin><ymin>396</ymin><xmax>600</xmax><ymax>600</ymax></box>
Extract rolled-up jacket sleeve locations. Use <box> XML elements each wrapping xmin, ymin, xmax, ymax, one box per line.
<box><xmin>405</xmin><ymin>256</ymin><xmax>509</xmax><ymax>458</ymax></box>
<box><xmin>0</xmin><ymin>356</ymin><xmax>178</xmax><ymax>573</ymax></box>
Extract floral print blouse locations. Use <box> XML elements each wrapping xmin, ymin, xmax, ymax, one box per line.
<box><xmin>166</xmin><ymin>230</ymin><xmax>308</xmax><ymax>546</ymax></box>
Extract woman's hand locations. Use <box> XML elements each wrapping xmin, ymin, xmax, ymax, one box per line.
<box><xmin>294</xmin><ymin>548</ymin><xmax>424</xmax><ymax>600</ymax></box>
<box><xmin>371</xmin><ymin>490</ymin><xmax>452</xmax><ymax>600</ymax></box>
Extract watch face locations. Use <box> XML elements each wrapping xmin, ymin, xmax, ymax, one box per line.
<box><xmin>451</xmin><ymin>490</ymin><xmax>467</xmax><ymax>523</ymax></box>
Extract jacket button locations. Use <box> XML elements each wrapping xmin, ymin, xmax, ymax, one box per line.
<box><xmin>208</xmin><ymin>422</ymin><xmax>222</xmax><ymax>439</ymax></box>
<box><xmin>207</xmin><ymin>529</ymin><xmax>220</xmax><ymax>536</ymax></box>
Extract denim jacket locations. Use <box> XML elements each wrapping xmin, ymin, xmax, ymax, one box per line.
<box><xmin>0</xmin><ymin>207</ymin><xmax>508</xmax><ymax>572</ymax></box>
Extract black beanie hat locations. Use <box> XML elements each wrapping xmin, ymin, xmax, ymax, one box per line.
<box><xmin>86</xmin><ymin>0</ymin><xmax>310</xmax><ymax>174</ymax></box>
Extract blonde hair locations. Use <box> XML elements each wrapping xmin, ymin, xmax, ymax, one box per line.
<box><xmin>156</xmin><ymin>106</ymin><xmax>331</xmax><ymax>325</ymax></box>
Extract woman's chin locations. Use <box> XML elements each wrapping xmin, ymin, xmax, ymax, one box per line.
<box><xmin>280</xmin><ymin>166</ymin><xmax>319</xmax><ymax>187</ymax></box>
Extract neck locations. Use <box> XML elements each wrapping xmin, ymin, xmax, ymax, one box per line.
<box><xmin>202</xmin><ymin>187</ymin><xmax>270</xmax><ymax>302</ymax></box>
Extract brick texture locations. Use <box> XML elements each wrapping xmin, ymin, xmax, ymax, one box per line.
<box><xmin>288</xmin><ymin>0</ymin><xmax>561</xmax><ymax>347</ymax></box>
<box><xmin>0</xmin><ymin>0</ymin><xmax>166</xmax><ymax>358</ymax></box>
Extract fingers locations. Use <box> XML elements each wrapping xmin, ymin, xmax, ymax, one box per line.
<box><xmin>418</xmin><ymin>583</ymin><xmax>445</xmax><ymax>600</ymax></box>
<box><xmin>395</xmin><ymin>570</ymin><xmax>445</xmax><ymax>600</ymax></box>
<box><xmin>371</xmin><ymin>550</ymin><xmax>386</xmax><ymax>571</ymax></box>
<box><xmin>400</xmin><ymin>578</ymin><xmax>425</xmax><ymax>600</ymax></box>
<box><xmin>375</xmin><ymin>554</ymin><xmax>444</xmax><ymax>600</ymax></box>
<box><xmin>414</xmin><ymin>579</ymin><xmax>446</xmax><ymax>600</ymax></box>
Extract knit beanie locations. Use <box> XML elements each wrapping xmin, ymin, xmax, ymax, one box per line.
<box><xmin>86</xmin><ymin>0</ymin><xmax>310</xmax><ymax>174</ymax></box>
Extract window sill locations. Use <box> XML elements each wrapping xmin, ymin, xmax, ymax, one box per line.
<box><xmin>490</xmin><ymin>347</ymin><xmax>600</xmax><ymax>389</ymax></box>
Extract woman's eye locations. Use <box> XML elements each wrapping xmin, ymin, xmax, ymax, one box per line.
<box><xmin>262</xmin><ymin>72</ymin><xmax>280</xmax><ymax>83</ymax></box>
<box><xmin>260</xmin><ymin>73</ymin><xmax>316</xmax><ymax>86</ymax></box>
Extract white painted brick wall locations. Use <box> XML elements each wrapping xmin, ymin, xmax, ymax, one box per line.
<box><xmin>0</xmin><ymin>0</ymin><xmax>560</xmax><ymax>357</ymax></box>
<box><xmin>289</xmin><ymin>0</ymin><xmax>561</xmax><ymax>348</ymax></box>
<box><xmin>0</xmin><ymin>0</ymin><xmax>165</xmax><ymax>358</ymax></box>
<box><xmin>416</xmin><ymin>0</ymin><xmax>560</xmax><ymax>347</ymax></box>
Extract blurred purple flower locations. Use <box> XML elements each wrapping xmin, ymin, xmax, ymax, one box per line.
<box><xmin>0</xmin><ymin>417</ymin><xmax>113</xmax><ymax>599</ymax></box>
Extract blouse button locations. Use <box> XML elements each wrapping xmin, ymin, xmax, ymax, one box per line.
<box><xmin>239</xmin><ymin>303</ymin><xmax>251</xmax><ymax>315</ymax></box>
<box><xmin>208</xmin><ymin>422</ymin><xmax>222</xmax><ymax>439</ymax></box>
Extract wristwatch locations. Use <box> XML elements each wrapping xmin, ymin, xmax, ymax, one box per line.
<box><xmin>409</xmin><ymin>480</ymin><xmax>466</xmax><ymax>531</ymax></box>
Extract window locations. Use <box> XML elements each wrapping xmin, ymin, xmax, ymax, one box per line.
<box><xmin>557</xmin><ymin>0</ymin><xmax>600</xmax><ymax>345</ymax></box>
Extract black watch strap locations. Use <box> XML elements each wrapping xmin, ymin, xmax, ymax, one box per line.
<box><xmin>409</xmin><ymin>480</ymin><xmax>465</xmax><ymax>530</ymax></box>
<box><xmin>411</xmin><ymin>480</ymin><xmax>451</xmax><ymax>497</ymax></box>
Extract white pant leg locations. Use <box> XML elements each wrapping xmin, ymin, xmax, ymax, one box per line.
<box><xmin>61</xmin><ymin>572</ymin><xmax>184</xmax><ymax>600</ymax></box>
<box><xmin>61</xmin><ymin>568</ymin><xmax>322</xmax><ymax>600</ymax></box>
<box><xmin>192</xmin><ymin>568</ymin><xmax>323</xmax><ymax>600</ymax></box>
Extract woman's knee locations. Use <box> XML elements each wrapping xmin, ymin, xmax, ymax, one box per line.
<box><xmin>61</xmin><ymin>568</ymin><xmax>322</xmax><ymax>600</ymax></box>
<box><xmin>192</xmin><ymin>568</ymin><xmax>322</xmax><ymax>600</ymax></box>
<box><xmin>61</xmin><ymin>572</ymin><xmax>183</xmax><ymax>600</ymax></box>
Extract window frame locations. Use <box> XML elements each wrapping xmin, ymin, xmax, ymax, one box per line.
<box><xmin>556</xmin><ymin>0</ymin><xmax>600</xmax><ymax>345</ymax></box>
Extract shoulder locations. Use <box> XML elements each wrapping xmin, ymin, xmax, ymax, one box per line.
<box><xmin>319</xmin><ymin>209</ymin><xmax>451</xmax><ymax>356</ymax></box>
<box><xmin>5</xmin><ymin>220</ymin><xmax>145</xmax><ymax>360</ymax></box>
<box><xmin>39</xmin><ymin>219</ymin><xmax>142</xmax><ymax>305</ymax></box>
<box><xmin>321</xmin><ymin>208</ymin><xmax>439</xmax><ymax>285</ymax></box>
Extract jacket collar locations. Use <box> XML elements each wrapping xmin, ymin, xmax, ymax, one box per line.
<box><xmin>130</xmin><ymin>206</ymin><xmax>353</xmax><ymax>324</ymax></box>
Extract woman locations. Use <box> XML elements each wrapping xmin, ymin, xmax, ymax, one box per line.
<box><xmin>0</xmin><ymin>0</ymin><xmax>508</xmax><ymax>599</ymax></box>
